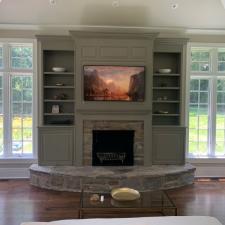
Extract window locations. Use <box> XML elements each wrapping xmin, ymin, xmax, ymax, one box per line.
<box><xmin>188</xmin><ymin>46</ymin><xmax>225</xmax><ymax>158</ymax></box>
<box><xmin>0</xmin><ymin>41</ymin><xmax>35</xmax><ymax>158</ymax></box>
<box><xmin>191</xmin><ymin>49</ymin><xmax>210</xmax><ymax>72</ymax></box>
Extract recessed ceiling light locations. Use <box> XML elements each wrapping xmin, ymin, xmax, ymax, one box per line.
<box><xmin>112</xmin><ymin>0</ymin><xmax>120</xmax><ymax>8</ymax></box>
<box><xmin>49</xmin><ymin>0</ymin><xmax>56</xmax><ymax>5</ymax></box>
<box><xmin>221</xmin><ymin>0</ymin><xmax>225</xmax><ymax>9</ymax></box>
<box><xmin>171</xmin><ymin>3</ymin><xmax>178</xmax><ymax>9</ymax></box>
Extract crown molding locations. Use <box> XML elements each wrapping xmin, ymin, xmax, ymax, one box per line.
<box><xmin>0</xmin><ymin>24</ymin><xmax>225</xmax><ymax>36</ymax></box>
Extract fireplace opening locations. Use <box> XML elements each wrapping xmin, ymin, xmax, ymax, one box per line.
<box><xmin>92</xmin><ymin>130</ymin><xmax>134</xmax><ymax>166</ymax></box>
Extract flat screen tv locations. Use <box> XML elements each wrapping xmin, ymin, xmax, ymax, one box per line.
<box><xmin>83</xmin><ymin>65</ymin><xmax>145</xmax><ymax>101</ymax></box>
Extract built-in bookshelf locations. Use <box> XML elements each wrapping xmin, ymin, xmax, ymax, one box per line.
<box><xmin>152</xmin><ymin>52</ymin><xmax>181</xmax><ymax>126</ymax></box>
<box><xmin>43</xmin><ymin>50</ymin><xmax>75</xmax><ymax>125</ymax></box>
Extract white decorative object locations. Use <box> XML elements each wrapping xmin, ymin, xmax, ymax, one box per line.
<box><xmin>52</xmin><ymin>67</ymin><xmax>66</xmax><ymax>72</ymax></box>
<box><xmin>52</xmin><ymin>105</ymin><xmax>60</xmax><ymax>114</ymax></box>
<box><xmin>55</xmin><ymin>83</ymin><xmax>64</xmax><ymax>86</ymax></box>
<box><xmin>100</xmin><ymin>195</ymin><xmax>104</xmax><ymax>202</ymax></box>
<box><xmin>158</xmin><ymin>68</ymin><xmax>172</xmax><ymax>74</ymax></box>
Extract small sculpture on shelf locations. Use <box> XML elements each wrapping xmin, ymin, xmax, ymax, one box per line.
<box><xmin>53</xmin><ymin>93</ymin><xmax>68</xmax><ymax>100</ymax></box>
<box><xmin>157</xmin><ymin>96</ymin><xmax>168</xmax><ymax>101</ymax></box>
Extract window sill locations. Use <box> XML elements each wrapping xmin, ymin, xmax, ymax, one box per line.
<box><xmin>187</xmin><ymin>157</ymin><xmax>225</xmax><ymax>165</ymax></box>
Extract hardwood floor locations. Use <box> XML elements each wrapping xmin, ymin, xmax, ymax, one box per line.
<box><xmin>0</xmin><ymin>179</ymin><xmax>224</xmax><ymax>225</ymax></box>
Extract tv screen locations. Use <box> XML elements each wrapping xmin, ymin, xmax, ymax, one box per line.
<box><xmin>83</xmin><ymin>65</ymin><xmax>145</xmax><ymax>101</ymax></box>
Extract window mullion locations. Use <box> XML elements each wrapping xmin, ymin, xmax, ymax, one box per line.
<box><xmin>2</xmin><ymin>43</ymin><xmax>11</xmax><ymax>157</ymax></box>
<box><xmin>3</xmin><ymin>72</ymin><xmax>12</xmax><ymax>157</ymax></box>
<box><xmin>210</xmin><ymin>48</ymin><xmax>219</xmax><ymax>157</ymax></box>
<box><xmin>209</xmin><ymin>77</ymin><xmax>217</xmax><ymax>157</ymax></box>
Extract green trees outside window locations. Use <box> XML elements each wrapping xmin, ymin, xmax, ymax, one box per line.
<box><xmin>189</xmin><ymin>47</ymin><xmax>225</xmax><ymax>158</ymax></box>
<box><xmin>0</xmin><ymin>42</ymin><xmax>34</xmax><ymax>158</ymax></box>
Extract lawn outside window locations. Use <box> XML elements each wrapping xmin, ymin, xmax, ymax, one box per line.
<box><xmin>0</xmin><ymin>40</ymin><xmax>36</xmax><ymax>158</ymax></box>
<box><xmin>188</xmin><ymin>45</ymin><xmax>225</xmax><ymax>158</ymax></box>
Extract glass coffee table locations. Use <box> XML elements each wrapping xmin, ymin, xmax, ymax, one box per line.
<box><xmin>79</xmin><ymin>190</ymin><xmax>177</xmax><ymax>218</ymax></box>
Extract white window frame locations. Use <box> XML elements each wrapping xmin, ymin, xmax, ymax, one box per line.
<box><xmin>186</xmin><ymin>42</ymin><xmax>225</xmax><ymax>160</ymax></box>
<box><xmin>0</xmin><ymin>38</ymin><xmax>37</xmax><ymax>160</ymax></box>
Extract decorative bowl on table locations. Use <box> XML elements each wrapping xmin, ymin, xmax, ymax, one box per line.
<box><xmin>52</xmin><ymin>67</ymin><xmax>66</xmax><ymax>72</ymax></box>
<box><xmin>158</xmin><ymin>68</ymin><xmax>172</xmax><ymax>74</ymax></box>
<box><xmin>111</xmin><ymin>187</ymin><xmax>140</xmax><ymax>201</ymax></box>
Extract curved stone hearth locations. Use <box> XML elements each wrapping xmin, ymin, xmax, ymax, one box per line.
<box><xmin>30</xmin><ymin>164</ymin><xmax>195</xmax><ymax>192</ymax></box>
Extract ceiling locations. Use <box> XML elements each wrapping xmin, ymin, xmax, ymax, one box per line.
<box><xmin>0</xmin><ymin>0</ymin><xmax>225</xmax><ymax>33</ymax></box>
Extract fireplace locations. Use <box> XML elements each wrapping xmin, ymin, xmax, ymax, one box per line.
<box><xmin>92</xmin><ymin>130</ymin><xmax>134</xmax><ymax>166</ymax></box>
<box><xmin>83</xmin><ymin>120</ymin><xmax>144</xmax><ymax>166</ymax></box>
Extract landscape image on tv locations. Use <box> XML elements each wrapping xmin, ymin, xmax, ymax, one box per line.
<box><xmin>83</xmin><ymin>66</ymin><xmax>145</xmax><ymax>101</ymax></box>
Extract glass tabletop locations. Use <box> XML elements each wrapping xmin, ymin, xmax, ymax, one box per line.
<box><xmin>81</xmin><ymin>190</ymin><xmax>175</xmax><ymax>209</ymax></box>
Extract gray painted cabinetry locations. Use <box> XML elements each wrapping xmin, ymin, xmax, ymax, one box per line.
<box><xmin>37</xmin><ymin>33</ymin><xmax>188</xmax><ymax>166</ymax></box>
<box><xmin>37</xmin><ymin>36</ymin><xmax>75</xmax><ymax>166</ymax></box>
<box><xmin>151</xmin><ymin>38</ymin><xmax>188</xmax><ymax>165</ymax></box>
<box><xmin>38</xmin><ymin>127</ymin><xmax>74</xmax><ymax>166</ymax></box>
<box><xmin>152</xmin><ymin>126</ymin><xmax>186</xmax><ymax>164</ymax></box>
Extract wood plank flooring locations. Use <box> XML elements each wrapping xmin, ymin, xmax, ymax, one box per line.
<box><xmin>0</xmin><ymin>179</ymin><xmax>224</xmax><ymax>225</ymax></box>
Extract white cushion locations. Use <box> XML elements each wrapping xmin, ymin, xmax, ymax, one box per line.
<box><xmin>21</xmin><ymin>216</ymin><xmax>222</xmax><ymax>225</ymax></box>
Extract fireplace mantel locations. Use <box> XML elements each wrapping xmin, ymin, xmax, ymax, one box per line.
<box><xmin>70</xmin><ymin>31</ymin><xmax>155</xmax><ymax>166</ymax></box>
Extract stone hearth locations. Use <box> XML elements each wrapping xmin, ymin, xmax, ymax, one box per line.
<box><xmin>30</xmin><ymin>164</ymin><xmax>195</xmax><ymax>192</ymax></box>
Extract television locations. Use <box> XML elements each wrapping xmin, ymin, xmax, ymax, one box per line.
<box><xmin>83</xmin><ymin>65</ymin><xmax>145</xmax><ymax>101</ymax></box>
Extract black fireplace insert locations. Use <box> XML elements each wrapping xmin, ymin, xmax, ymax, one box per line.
<box><xmin>92</xmin><ymin>130</ymin><xmax>134</xmax><ymax>166</ymax></box>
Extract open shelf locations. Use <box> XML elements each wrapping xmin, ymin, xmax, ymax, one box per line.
<box><xmin>153</xmin><ymin>73</ymin><xmax>180</xmax><ymax>77</ymax></box>
<box><xmin>152</xmin><ymin>114</ymin><xmax>180</xmax><ymax>116</ymax></box>
<box><xmin>44</xmin><ymin>72</ymin><xmax>74</xmax><ymax>75</ymax></box>
<box><xmin>43</xmin><ymin>50</ymin><xmax>75</xmax><ymax>126</ymax></box>
<box><xmin>44</xmin><ymin>113</ymin><xmax>74</xmax><ymax>116</ymax></box>
<box><xmin>44</xmin><ymin>99</ymin><xmax>75</xmax><ymax>103</ymax></box>
<box><xmin>152</xmin><ymin>51</ymin><xmax>181</xmax><ymax>126</ymax></box>
<box><xmin>153</xmin><ymin>87</ymin><xmax>180</xmax><ymax>90</ymax></box>
<box><xmin>44</xmin><ymin>86</ymin><xmax>74</xmax><ymax>89</ymax></box>
<box><xmin>153</xmin><ymin>100</ymin><xmax>180</xmax><ymax>103</ymax></box>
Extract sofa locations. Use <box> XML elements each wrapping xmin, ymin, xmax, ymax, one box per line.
<box><xmin>21</xmin><ymin>216</ymin><xmax>222</xmax><ymax>225</ymax></box>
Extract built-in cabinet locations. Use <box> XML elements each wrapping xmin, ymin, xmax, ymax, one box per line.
<box><xmin>37</xmin><ymin>34</ymin><xmax>188</xmax><ymax>166</ymax></box>
<box><xmin>152</xmin><ymin>126</ymin><xmax>185</xmax><ymax>164</ymax></box>
<box><xmin>151</xmin><ymin>38</ymin><xmax>188</xmax><ymax>165</ymax></box>
<box><xmin>38</xmin><ymin>127</ymin><xmax>74</xmax><ymax>166</ymax></box>
<box><xmin>37</xmin><ymin>36</ymin><xmax>75</xmax><ymax>166</ymax></box>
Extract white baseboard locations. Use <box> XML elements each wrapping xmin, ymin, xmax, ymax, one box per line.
<box><xmin>187</xmin><ymin>158</ymin><xmax>225</xmax><ymax>177</ymax></box>
<box><xmin>193</xmin><ymin>164</ymin><xmax>225</xmax><ymax>177</ymax></box>
<box><xmin>0</xmin><ymin>167</ymin><xmax>30</xmax><ymax>179</ymax></box>
<box><xmin>0</xmin><ymin>159</ymin><xmax>36</xmax><ymax>179</ymax></box>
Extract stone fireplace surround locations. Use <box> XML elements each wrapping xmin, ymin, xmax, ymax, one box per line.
<box><xmin>83</xmin><ymin>120</ymin><xmax>144</xmax><ymax>166</ymax></box>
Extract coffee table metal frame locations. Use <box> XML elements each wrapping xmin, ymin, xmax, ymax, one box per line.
<box><xmin>79</xmin><ymin>190</ymin><xmax>177</xmax><ymax>219</ymax></box>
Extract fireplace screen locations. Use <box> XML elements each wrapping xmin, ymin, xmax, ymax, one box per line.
<box><xmin>92</xmin><ymin>130</ymin><xmax>134</xmax><ymax>166</ymax></box>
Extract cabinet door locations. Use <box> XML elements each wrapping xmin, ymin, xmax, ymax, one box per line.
<box><xmin>38</xmin><ymin>127</ymin><xmax>74</xmax><ymax>166</ymax></box>
<box><xmin>152</xmin><ymin>126</ymin><xmax>186</xmax><ymax>164</ymax></box>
